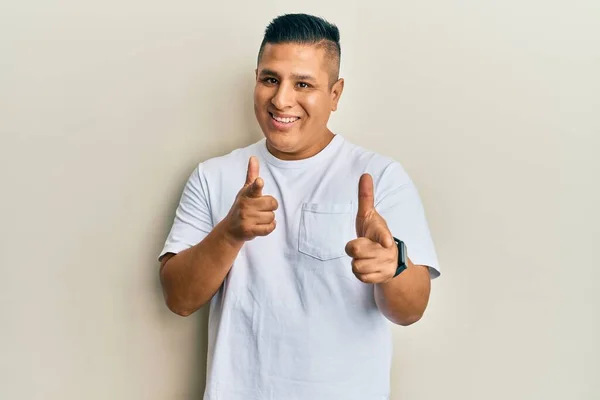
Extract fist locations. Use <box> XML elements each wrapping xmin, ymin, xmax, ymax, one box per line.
<box><xmin>345</xmin><ymin>174</ymin><xmax>398</xmax><ymax>284</ymax></box>
<box><xmin>224</xmin><ymin>156</ymin><xmax>279</xmax><ymax>242</ymax></box>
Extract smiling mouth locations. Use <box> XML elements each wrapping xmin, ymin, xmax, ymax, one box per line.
<box><xmin>269</xmin><ymin>112</ymin><xmax>300</xmax><ymax>124</ymax></box>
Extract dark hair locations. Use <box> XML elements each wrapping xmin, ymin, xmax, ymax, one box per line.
<box><xmin>257</xmin><ymin>13</ymin><xmax>341</xmax><ymax>82</ymax></box>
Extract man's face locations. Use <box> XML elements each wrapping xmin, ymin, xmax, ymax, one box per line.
<box><xmin>254</xmin><ymin>43</ymin><xmax>344</xmax><ymax>160</ymax></box>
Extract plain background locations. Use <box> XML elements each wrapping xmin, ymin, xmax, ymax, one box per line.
<box><xmin>1</xmin><ymin>1</ymin><xmax>598</xmax><ymax>399</ymax></box>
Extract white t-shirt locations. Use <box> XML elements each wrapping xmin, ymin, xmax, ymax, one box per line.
<box><xmin>160</xmin><ymin>134</ymin><xmax>440</xmax><ymax>400</ymax></box>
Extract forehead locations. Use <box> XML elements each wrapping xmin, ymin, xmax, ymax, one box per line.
<box><xmin>258</xmin><ymin>43</ymin><xmax>329</xmax><ymax>77</ymax></box>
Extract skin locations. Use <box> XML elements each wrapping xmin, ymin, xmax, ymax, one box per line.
<box><xmin>160</xmin><ymin>41</ymin><xmax>431</xmax><ymax>325</ymax></box>
<box><xmin>253</xmin><ymin>43</ymin><xmax>343</xmax><ymax>160</ymax></box>
<box><xmin>346</xmin><ymin>174</ymin><xmax>431</xmax><ymax>325</ymax></box>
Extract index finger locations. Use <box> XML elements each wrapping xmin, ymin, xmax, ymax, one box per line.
<box><xmin>245</xmin><ymin>156</ymin><xmax>259</xmax><ymax>186</ymax></box>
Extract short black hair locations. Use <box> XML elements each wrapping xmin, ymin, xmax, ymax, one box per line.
<box><xmin>257</xmin><ymin>14</ymin><xmax>341</xmax><ymax>83</ymax></box>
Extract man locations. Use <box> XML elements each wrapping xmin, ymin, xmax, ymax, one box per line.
<box><xmin>159</xmin><ymin>13</ymin><xmax>440</xmax><ymax>400</ymax></box>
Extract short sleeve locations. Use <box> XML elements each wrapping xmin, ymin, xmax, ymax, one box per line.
<box><xmin>158</xmin><ymin>164</ymin><xmax>214</xmax><ymax>261</ymax></box>
<box><xmin>375</xmin><ymin>163</ymin><xmax>441</xmax><ymax>279</ymax></box>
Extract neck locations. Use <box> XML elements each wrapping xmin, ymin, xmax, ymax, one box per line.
<box><xmin>267</xmin><ymin>130</ymin><xmax>335</xmax><ymax>161</ymax></box>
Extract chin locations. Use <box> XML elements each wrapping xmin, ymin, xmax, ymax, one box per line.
<box><xmin>264</xmin><ymin>129</ymin><xmax>306</xmax><ymax>154</ymax></box>
<box><xmin>264</xmin><ymin>131</ymin><xmax>298</xmax><ymax>148</ymax></box>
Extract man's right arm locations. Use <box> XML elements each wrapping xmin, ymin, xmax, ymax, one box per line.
<box><xmin>159</xmin><ymin>217</ymin><xmax>244</xmax><ymax>316</ymax></box>
<box><xmin>159</xmin><ymin>156</ymin><xmax>277</xmax><ymax>317</ymax></box>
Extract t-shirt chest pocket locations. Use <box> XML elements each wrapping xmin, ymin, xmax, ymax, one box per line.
<box><xmin>298</xmin><ymin>202</ymin><xmax>355</xmax><ymax>261</ymax></box>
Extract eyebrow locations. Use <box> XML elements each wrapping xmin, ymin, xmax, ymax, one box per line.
<box><xmin>259</xmin><ymin>69</ymin><xmax>317</xmax><ymax>82</ymax></box>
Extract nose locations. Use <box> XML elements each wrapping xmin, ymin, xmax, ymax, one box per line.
<box><xmin>270</xmin><ymin>82</ymin><xmax>295</xmax><ymax>110</ymax></box>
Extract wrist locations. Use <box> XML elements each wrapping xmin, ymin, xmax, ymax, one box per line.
<box><xmin>218</xmin><ymin>217</ymin><xmax>245</xmax><ymax>248</ymax></box>
<box><xmin>391</xmin><ymin>237</ymin><xmax>407</xmax><ymax>278</ymax></box>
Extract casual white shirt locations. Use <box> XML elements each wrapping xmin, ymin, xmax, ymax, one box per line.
<box><xmin>160</xmin><ymin>134</ymin><xmax>440</xmax><ymax>400</ymax></box>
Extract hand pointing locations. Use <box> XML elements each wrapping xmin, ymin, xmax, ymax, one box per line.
<box><xmin>345</xmin><ymin>173</ymin><xmax>398</xmax><ymax>284</ymax></box>
<box><xmin>224</xmin><ymin>156</ymin><xmax>279</xmax><ymax>242</ymax></box>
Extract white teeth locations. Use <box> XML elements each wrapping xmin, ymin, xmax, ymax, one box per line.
<box><xmin>271</xmin><ymin>114</ymin><xmax>299</xmax><ymax>124</ymax></box>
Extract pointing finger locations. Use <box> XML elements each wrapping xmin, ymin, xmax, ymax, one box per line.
<box><xmin>357</xmin><ymin>173</ymin><xmax>375</xmax><ymax>218</ymax></box>
<box><xmin>245</xmin><ymin>156</ymin><xmax>259</xmax><ymax>186</ymax></box>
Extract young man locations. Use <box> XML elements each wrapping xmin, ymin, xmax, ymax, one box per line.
<box><xmin>159</xmin><ymin>13</ymin><xmax>440</xmax><ymax>400</ymax></box>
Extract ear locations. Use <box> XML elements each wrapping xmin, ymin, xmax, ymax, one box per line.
<box><xmin>330</xmin><ymin>78</ymin><xmax>344</xmax><ymax>112</ymax></box>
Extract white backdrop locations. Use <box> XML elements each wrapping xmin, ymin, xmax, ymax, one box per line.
<box><xmin>1</xmin><ymin>1</ymin><xmax>598</xmax><ymax>399</ymax></box>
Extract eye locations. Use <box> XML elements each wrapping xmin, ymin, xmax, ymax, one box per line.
<box><xmin>262</xmin><ymin>77</ymin><xmax>278</xmax><ymax>85</ymax></box>
<box><xmin>297</xmin><ymin>82</ymin><xmax>311</xmax><ymax>89</ymax></box>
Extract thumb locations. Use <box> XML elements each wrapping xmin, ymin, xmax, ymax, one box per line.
<box><xmin>377</xmin><ymin>228</ymin><xmax>395</xmax><ymax>249</ymax></box>
<box><xmin>357</xmin><ymin>173</ymin><xmax>375</xmax><ymax>218</ymax></box>
<box><xmin>246</xmin><ymin>177</ymin><xmax>264</xmax><ymax>198</ymax></box>
<box><xmin>245</xmin><ymin>156</ymin><xmax>259</xmax><ymax>186</ymax></box>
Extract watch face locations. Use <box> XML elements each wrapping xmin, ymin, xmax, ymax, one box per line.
<box><xmin>392</xmin><ymin>238</ymin><xmax>408</xmax><ymax>278</ymax></box>
<box><xmin>393</xmin><ymin>237</ymin><xmax>407</xmax><ymax>265</ymax></box>
<box><xmin>399</xmin><ymin>241</ymin><xmax>407</xmax><ymax>265</ymax></box>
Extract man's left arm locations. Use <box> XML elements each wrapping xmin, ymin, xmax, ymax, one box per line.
<box><xmin>346</xmin><ymin>229</ymin><xmax>432</xmax><ymax>325</ymax></box>
<box><xmin>346</xmin><ymin>169</ymin><xmax>440</xmax><ymax>326</ymax></box>
<box><xmin>374</xmin><ymin>258</ymin><xmax>431</xmax><ymax>326</ymax></box>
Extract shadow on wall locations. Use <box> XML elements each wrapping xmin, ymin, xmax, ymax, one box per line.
<box><xmin>153</xmin><ymin>64</ymin><xmax>261</xmax><ymax>398</ymax></box>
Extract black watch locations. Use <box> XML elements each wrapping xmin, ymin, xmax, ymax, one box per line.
<box><xmin>393</xmin><ymin>237</ymin><xmax>407</xmax><ymax>277</ymax></box>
